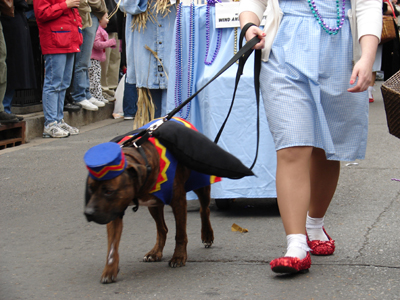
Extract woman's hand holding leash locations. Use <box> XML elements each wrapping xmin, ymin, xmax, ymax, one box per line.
<box><xmin>245</xmin><ymin>26</ymin><xmax>266</xmax><ymax>50</ymax></box>
<box><xmin>239</xmin><ymin>12</ymin><xmax>266</xmax><ymax>50</ymax></box>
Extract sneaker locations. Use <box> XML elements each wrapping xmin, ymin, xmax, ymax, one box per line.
<box><xmin>103</xmin><ymin>92</ymin><xmax>115</xmax><ymax>102</ymax></box>
<box><xmin>101</xmin><ymin>98</ymin><xmax>109</xmax><ymax>104</ymax></box>
<box><xmin>7</xmin><ymin>112</ymin><xmax>24</xmax><ymax>121</ymax></box>
<box><xmin>0</xmin><ymin>111</ymin><xmax>19</xmax><ymax>123</ymax></box>
<box><xmin>79</xmin><ymin>99</ymin><xmax>99</xmax><ymax>111</ymax></box>
<box><xmin>64</xmin><ymin>102</ymin><xmax>81</xmax><ymax>112</ymax></box>
<box><xmin>58</xmin><ymin>119</ymin><xmax>79</xmax><ymax>135</ymax></box>
<box><xmin>124</xmin><ymin>116</ymin><xmax>134</xmax><ymax>120</ymax></box>
<box><xmin>88</xmin><ymin>97</ymin><xmax>105</xmax><ymax>107</ymax></box>
<box><xmin>103</xmin><ymin>89</ymin><xmax>115</xmax><ymax>97</ymax></box>
<box><xmin>43</xmin><ymin>121</ymin><xmax>69</xmax><ymax>138</ymax></box>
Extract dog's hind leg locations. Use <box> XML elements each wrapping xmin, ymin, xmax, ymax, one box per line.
<box><xmin>194</xmin><ymin>185</ymin><xmax>214</xmax><ymax>248</ymax></box>
<box><xmin>144</xmin><ymin>205</ymin><xmax>168</xmax><ymax>262</ymax></box>
<box><xmin>101</xmin><ymin>217</ymin><xmax>123</xmax><ymax>284</ymax></box>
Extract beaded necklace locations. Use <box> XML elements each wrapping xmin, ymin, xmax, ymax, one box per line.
<box><xmin>174</xmin><ymin>1</ymin><xmax>195</xmax><ymax>120</ymax></box>
<box><xmin>204</xmin><ymin>0</ymin><xmax>222</xmax><ymax>65</ymax></box>
<box><xmin>308</xmin><ymin>0</ymin><xmax>346</xmax><ymax>35</ymax></box>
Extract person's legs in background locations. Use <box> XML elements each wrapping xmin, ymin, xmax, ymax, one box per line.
<box><xmin>56</xmin><ymin>53</ymin><xmax>79</xmax><ymax>135</ymax></box>
<box><xmin>2</xmin><ymin>88</ymin><xmax>24</xmax><ymax>121</ymax></box>
<box><xmin>150</xmin><ymin>89</ymin><xmax>163</xmax><ymax>119</ymax></box>
<box><xmin>42</xmin><ymin>53</ymin><xmax>70</xmax><ymax>138</ymax></box>
<box><xmin>70</xmin><ymin>13</ymin><xmax>102</xmax><ymax>111</ymax></box>
<box><xmin>3</xmin><ymin>88</ymin><xmax>14</xmax><ymax>114</ymax></box>
<box><xmin>89</xmin><ymin>59</ymin><xmax>108</xmax><ymax>103</ymax></box>
<box><xmin>122</xmin><ymin>80</ymin><xmax>137</xmax><ymax>119</ymax></box>
<box><xmin>0</xmin><ymin>20</ymin><xmax>18</xmax><ymax>123</ymax></box>
<box><xmin>101</xmin><ymin>32</ymin><xmax>120</xmax><ymax>101</ymax></box>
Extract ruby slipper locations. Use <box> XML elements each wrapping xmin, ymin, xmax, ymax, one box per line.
<box><xmin>270</xmin><ymin>252</ymin><xmax>311</xmax><ymax>274</ymax></box>
<box><xmin>306</xmin><ymin>227</ymin><xmax>335</xmax><ymax>256</ymax></box>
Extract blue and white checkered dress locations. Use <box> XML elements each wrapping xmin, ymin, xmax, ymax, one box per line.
<box><xmin>260</xmin><ymin>0</ymin><xmax>368</xmax><ymax>161</ymax></box>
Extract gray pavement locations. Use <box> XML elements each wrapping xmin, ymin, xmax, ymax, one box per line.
<box><xmin>1</xmin><ymin>81</ymin><xmax>400</xmax><ymax>300</ymax></box>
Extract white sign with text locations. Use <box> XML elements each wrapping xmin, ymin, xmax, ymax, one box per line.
<box><xmin>215</xmin><ymin>2</ymin><xmax>267</xmax><ymax>28</ymax></box>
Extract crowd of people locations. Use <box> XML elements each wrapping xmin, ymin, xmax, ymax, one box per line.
<box><xmin>0</xmin><ymin>0</ymin><xmax>127</xmax><ymax>137</ymax></box>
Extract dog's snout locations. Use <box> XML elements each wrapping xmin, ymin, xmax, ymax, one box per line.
<box><xmin>84</xmin><ymin>206</ymin><xmax>95</xmax><ymax>222</ymax></box>
<box><xmin>85</xmin><ymin>206</ymin><xmax>95</xmax><ymax>215</ymax></box>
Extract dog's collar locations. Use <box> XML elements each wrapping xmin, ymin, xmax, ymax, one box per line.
<box><xmin>119</xmin><ymin>119</ymin><xmax>165</xmax><ymax>213</ymax></box>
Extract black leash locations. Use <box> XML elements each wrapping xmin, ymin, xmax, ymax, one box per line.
<box><xmin>213</xmin><ymin>23</ymin><xmax>261</xmax><ymax>170</ymax></box>
<box><xmin>121</xmin><ymin>23</ymin><xmax>261</xmax><ymax>169</ymax></box>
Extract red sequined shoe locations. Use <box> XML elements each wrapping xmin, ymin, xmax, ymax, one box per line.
<box><xmin>306</xmin><ymin>227</ymin><xmax>335</xmax><ymax>256</ymax></box>
<box><xmin>270</xmin><ymin>252</ymin><xmax>311</xmax><ymax>274</ymax></box>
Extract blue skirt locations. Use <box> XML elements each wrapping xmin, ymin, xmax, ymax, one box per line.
<box><xmin>260</xmin><ymin>0</ymin><xmax>368</xmax><ymax>161</ymax></box>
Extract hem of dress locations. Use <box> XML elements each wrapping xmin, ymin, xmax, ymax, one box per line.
<box><xmin>275</xmin><ymin>143</ymin><xmax>365</xmax><ymax>162</ymax></box>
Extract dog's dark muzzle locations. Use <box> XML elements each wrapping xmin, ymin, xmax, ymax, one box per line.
<box><xmin>84</xmin><ymin>206</ymin><xmax>120</xmax><ymax>225</ymax></box>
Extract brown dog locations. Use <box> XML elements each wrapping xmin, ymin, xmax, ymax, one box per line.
<box><xmin>84</xmin><ymin>140</ymin><xmax>214</xmax><ymax>284</ymax></box>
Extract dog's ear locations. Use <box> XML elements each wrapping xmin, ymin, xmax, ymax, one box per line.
<box><xmin>126</xmin><ymin>161</ymin><xmax>148</xmax><ymax>189</ymax></box>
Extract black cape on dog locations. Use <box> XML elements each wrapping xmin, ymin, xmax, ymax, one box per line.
<box><xmin>111</xmin><ymin>117</ymin><xmax>254</xmax><ymax>180</ymax></box>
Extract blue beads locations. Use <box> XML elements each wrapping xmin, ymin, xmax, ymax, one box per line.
<box><xmin>204</xmin><ymin>5</ymin><xmax>222</xmax><ymax>66</ymax></box>
<box><xmin>309</xmin><ymin>0</ymin><xmax>346</xmax><ymax>35</ymax></box>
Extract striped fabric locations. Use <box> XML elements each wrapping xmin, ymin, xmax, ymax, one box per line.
<box><xmin>260</xmin><ymin>0</ymin><xmax>369</xmax><ymax>161</ymax></box>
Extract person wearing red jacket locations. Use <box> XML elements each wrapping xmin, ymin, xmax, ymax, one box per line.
<box><xmin>34</xmin><ymin>0</ymin><xmax>83</xmax><ymax>138</ymax></box>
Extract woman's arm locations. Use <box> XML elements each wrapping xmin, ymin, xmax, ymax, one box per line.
<box><xmin>347</xmin><ymin>34</ymin><xmax>379</xmax><ymax>93</ymax></box>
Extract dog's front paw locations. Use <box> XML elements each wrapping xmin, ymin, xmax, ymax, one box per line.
<box><xmin>101</xmin><ymin>265</ymin><xmax>119</xmax><ymax>284</ymax></box>
<box><xmin>202</xmin><ymin>240</ymin><xmax>213</xmax><ymax>248</ymax></box>
<box><xmin>169</xmin><ymin>255</ymin><xmax>187</xmax><ymax>268</ymax></box>
<box><xmin>143</xmin><ymin>251</ymin><xmax>162</xmax><ymax>262</ymax></box>
<box><xmin>202</xmin><ymin>230</ymin><xmax>214</xmax><ymax>248</ymax></box>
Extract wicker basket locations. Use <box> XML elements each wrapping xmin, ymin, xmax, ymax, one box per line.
<box><xmin>380</xmin><ymin>16</ymin><xmax>397</xmax><ymax>44</ymax></box>
<box><xmin>380</xmin><ymin>71</ymin><xmax>400</xmax><ymax>139</ymax></box>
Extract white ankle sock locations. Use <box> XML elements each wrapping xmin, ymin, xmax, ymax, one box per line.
<box><xmin>284</xmin><ymin>234</ymin><xmax>310</xmax><ymax>259</ymax></box>
<box><xmin>367</xmin><ymin>86</ymin><xmax>374</xmax><ymax>98</ymax></box>
<box><xmin>306</xmin><ymin>213</ymin><xmax>329</xmax><ymax>241</ymax></box>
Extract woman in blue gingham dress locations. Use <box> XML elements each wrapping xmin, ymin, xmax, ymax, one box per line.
<box><xmin>239</xmin><ymin>0</ymin><xmax>381</xmax><ymax>274</ymax></box>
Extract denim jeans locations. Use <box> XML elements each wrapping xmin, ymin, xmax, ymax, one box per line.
<box><xmin>123</xmin><ymin>81</ymin><xmax>137</xmax><ymax>117</ymax></box>
<box><xmin>0</xmin><ymin>21</ymin><xmax>6</xmax><ymax>112</ymax></box>
<box><xmin>70</xmin><ymin>14</ymin><xmax>99</xmax><ymax>102</ymax></box>
<box><xmin>42</xmin><ymin>53</ymin><xmax>75</xmax><ymax>126</ymax></box>
<box><xmin>150</xmin><ymin>89</ymin><xmax>164</xmax><ymax>119</ymax></box>
<box><xmin>3</xmin><ymin>89</ymin><xmax>14</xmax><ymax>114</ymax></box>
<box><xmin>123</xmin><ymin>85</ymin><xmax>165</xmax><ymax>118</ymax></box>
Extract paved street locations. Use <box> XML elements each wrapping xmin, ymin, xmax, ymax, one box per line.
<box><xmin>1</xmin><ymin>81</ymin><xmax>400</xmax><ymax>300</ymax></box>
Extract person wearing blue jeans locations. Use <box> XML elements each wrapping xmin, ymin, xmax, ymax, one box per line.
<box><xmin>42</xmin><ymin>53</ymin><xmax>78</xmax><ymax>136</ymax></box>
<box><xmin>70</xmin><ymin>13</ymin><xmax>102</xmax><ymax>110</ymax></box>
<box><xmin>71</xmin><ymin>9</ymin><xmax>107</xmax><ymax>111</ymax></box>
<box><xmin>122</xmin><ymin>81</ymin><xmax>137</xmax><ymax>119</ymax></box>
<box><xmin>34</xmin><ymin>0</ymin><xmax>83</xmax><ymax>137</ymax></box>
<box><xmin>122</xmin><ymin>82</ymin><xmax>164</xmax><ymax>120</ymax></box>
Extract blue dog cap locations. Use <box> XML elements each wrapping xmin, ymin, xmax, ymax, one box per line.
<box><xmin>84</xmin><ymin>142</ymin><xmax>127</xmax><ymax>181</ymax></box>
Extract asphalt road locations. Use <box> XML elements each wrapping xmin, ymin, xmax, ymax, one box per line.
<box><xmin>1</xmin><ymin>82</ymin><xmax>400</xmax><ymax>300</ymax></box>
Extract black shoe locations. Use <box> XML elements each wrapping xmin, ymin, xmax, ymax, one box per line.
<box><xmin>0</xmin><ymin>111</ymin><xmax>19</xmax><ymax>123</ymax></box>
<box><xmin>64</xmin><ymin>102</ymin><xmax>82</xmax><ymax>112</ymax></box>
<box><xmin>8</xmin><ymin>113</ymin><xmax>24</xmax><ymax>121</ymax></box>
